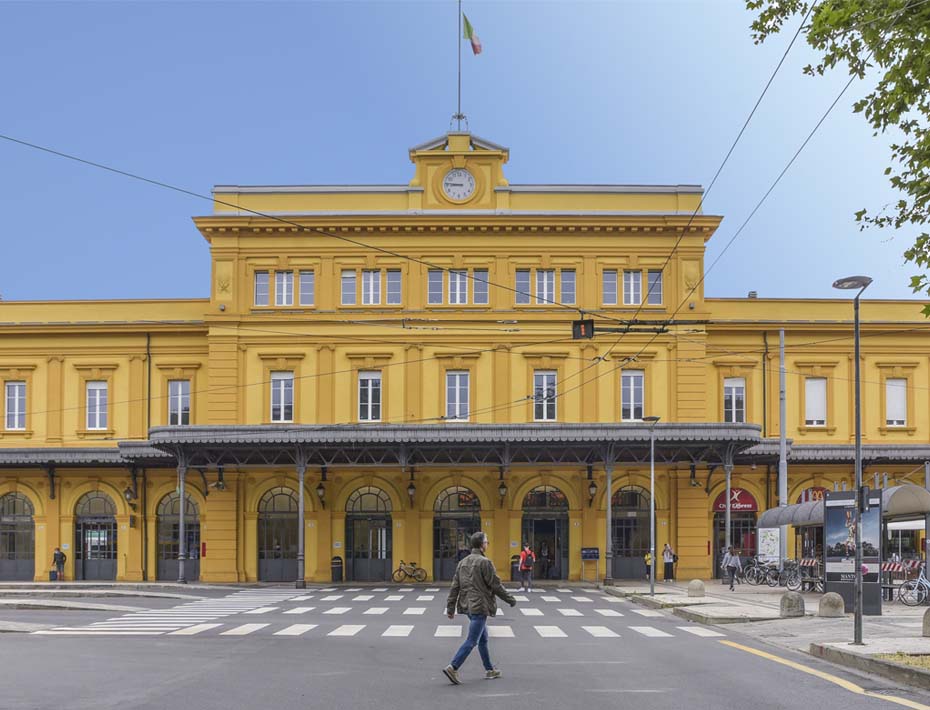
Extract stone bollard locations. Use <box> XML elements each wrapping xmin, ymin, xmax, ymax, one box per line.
<box><xmin>687</xmin><ymin>579</ymin><xmax>705</xmax><ymax>598</ymax></box>
<box><xmin>780</xmin><ymin>591</ymin><xmax>805</xmax><ymax>618</ymax></box>
<box><xmin>818</xmin><ymin>592</ymin><xmax>845</xmax><ymax>618</ymax></box>
<box><xmin>923</xmin><ymin>608</ymin><xmax>930</xmax><ymax>637</ymax></box>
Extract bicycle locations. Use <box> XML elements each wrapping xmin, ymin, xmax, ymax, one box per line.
<box><xmin>392</xmin><ymin>560</ymin><xmax>428</xmax><ymax>583</ymax></box>
<box><xmin>899</xmin><ymin>563</ymin><xmax>930</xmax><ymax>606</ymax></box>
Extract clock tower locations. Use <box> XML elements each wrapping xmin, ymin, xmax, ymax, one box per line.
<box><xmin>407</xmin><ymin>132</ymin><xmax>510</xmax><ymax>210</ymax></box>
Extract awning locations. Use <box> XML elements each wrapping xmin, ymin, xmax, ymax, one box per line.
<box><xmin>758</xmin><ymin>484</ymin><xmax>930</xmax><ymax>528</ymax></box>
<box><xmin>888</xmin><ymin>520</ymin><xmax>926</xmax><ymax>531</ymax></box>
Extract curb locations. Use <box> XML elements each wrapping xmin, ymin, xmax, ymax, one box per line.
<box><xmin>673</xmin><ymin>606</ymin><xmax>780</xmax><ymax>625</ymax></box>
<box><xmin>0</xmin><ymin>599</ymin><xmax>143</xmax><ymax>613</ymax></box>
<box><xmin>0</xmin><ymin>621</ymin><xmax>55</xmax><ymax>633</ymax></box>
<box><xmin>0</xmin><ymin>590</ymin><xmax>207</xmax><ymax>601</ymax></box>
<box><xmin>810</xmin><ymin>643</ymin><xmax>930</xmax><ymax>691</ymax></box>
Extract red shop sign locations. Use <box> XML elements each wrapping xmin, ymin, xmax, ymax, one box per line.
<box><xmin>796</xmin><ymin>486</ymin><xmax>828</xmax><ymax>504</ymax></box>
<box><xmin>713</xmin><ymin>488</ymin><xmax>758</xmax><ymax>513</ymax></box>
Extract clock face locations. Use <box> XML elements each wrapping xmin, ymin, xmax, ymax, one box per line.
<box><xmin>442</xmin><ymin>169</ymin><xmax>476</xmax><ymax>201</ymax></box>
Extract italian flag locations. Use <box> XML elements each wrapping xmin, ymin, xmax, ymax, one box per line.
<box><xmin>463</xmin><ymin>13</ymin><xmax>482</xmax><ymax>55</ymax></box>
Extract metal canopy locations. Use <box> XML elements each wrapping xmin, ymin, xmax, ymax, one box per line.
<box><xmin>758</xmin><ymin>484</ymin><xmax>930</xmax><ymax>528</ymax></box>
<box><xmin>142</xmin><ymin>423</ymin><xmax>761</xmax><ymax>469</ymax></box>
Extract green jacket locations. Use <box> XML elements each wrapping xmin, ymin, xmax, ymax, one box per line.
<box><xmin>446</xmin><ymin>551</ymin><xmax>515</xmax><ymax>617</ymax></box>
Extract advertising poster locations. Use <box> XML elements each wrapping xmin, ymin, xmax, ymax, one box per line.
<box><xmin>757</xmin><ymin>528</ymin><xmax>780</xmax><ymax>564</ymax></box>
<box><xmin>824</xmin><ymin>490</ymin><xmax>882</xmax><ymax>614</ymax></box>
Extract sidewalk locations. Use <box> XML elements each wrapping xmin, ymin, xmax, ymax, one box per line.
<box><xmin>604</xmin><ymin>577</ymin><xmax>930</xmax><ymax>689</ymax></box>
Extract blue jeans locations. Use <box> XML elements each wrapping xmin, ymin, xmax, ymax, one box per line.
<box><xmin>450</xmin><ymin>614</ymin><xmax>493</xmax><ymax>671</ymax></box>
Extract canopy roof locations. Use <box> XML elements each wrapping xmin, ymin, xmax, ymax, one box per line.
<box><xmin>758</xmin><ymin>484</ymin><xmax>930</xmax><ymax>528</ymax></box>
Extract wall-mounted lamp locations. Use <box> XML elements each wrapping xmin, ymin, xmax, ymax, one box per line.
<box><xmin>498</xmin><ymin>467</ymin><xmax>508</xmax><ymax>507</ymax></box>
<box><xmin>586</xmin><ymin>465</ymin><xmax>596</xmax><ymax>507</ymax></box>
<box><xmin>407</xmin><ymin>468</ymin><xmax>416</xmax><ymax>506</ymax></box>
<box><xmin>316</xmin><ymin>467</ymin><xmax>327</xmax><ymax>509</ymax></box>
<box><xmin>123</xmin><ymin>468</ymin><xmax>139</xmax><ymax>511</ymax></box>
<box><xmin>211</xmin><ymin>465</ymin><xmax>227</xmax><ymax>491</ymax></box>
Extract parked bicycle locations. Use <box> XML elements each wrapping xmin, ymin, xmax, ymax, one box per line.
<box><xmin>392</xmin><ymin>560</ymin><xmax>428</xmax><ymax>583</ymax></box>
<box><xmin>899</xmin><ymin>563</ymin><xmax>930</xmax><ymax>606</ymax></box>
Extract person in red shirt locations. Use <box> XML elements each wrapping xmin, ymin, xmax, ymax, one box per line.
<box><xmin>519</xmin><ymin>542</ymin><xmax>536</xmax><ymax>592</ymax></box>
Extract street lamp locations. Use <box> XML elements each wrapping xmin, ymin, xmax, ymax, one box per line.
<box><xmin>643</xmin><ymin>415</ymin><xmax>660</xmax><ymax>597</ymax></box>
<box><xmin>833</xmin><ymin>274</ymin><xmax>872</xmax><ymax>645</ymax></box>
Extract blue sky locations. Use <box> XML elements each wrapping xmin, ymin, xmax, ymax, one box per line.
<box><xmin>0</xmin><ymin>1</ymin><xmax>918</xmax><ymax>302</ymax></box>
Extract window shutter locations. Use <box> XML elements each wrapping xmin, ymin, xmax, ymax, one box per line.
<box><xmin>805</xmin><ymin>378</ymin><xmax>827</xmax><ymax>425</ymax></box>
<box><xmin>886</xmin><ymin>378</ymin><xmax>907</xmax><ymax>425</ymax></box>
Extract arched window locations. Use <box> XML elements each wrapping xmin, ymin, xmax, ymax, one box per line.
<box><xmin>0</xmin><ymin>492</ymin><xmax>34</xmax><ymax>517</ymax></box>
<box><xmin>157</xmin><ymin>492</ymin><xmax>199</xmax><ymax>518</ymax></box>
<box><xmin>259</xmin><ymin>487</ymin><xmax>298</xmax><ymax>514</ymax></box>
<box><xmin>522</xmin><ymin>485</ymin><xmax>568</xmax><ymax>511</ymax></box>
<box><xmin>346</xmin><ymin>486</ymin><xmax>392</xmax><ymax>514</ymax></box>
<box><xmin>435</xmin><ymin>486</ymin><xmax>481</xmax><ymax>513</ymax></box>
<box><xmin>612</xmin><ymin>486</ymin><xmax>650</xmax><ymax>510</ymax></box>
<box><xmin>75</xmin><ymin>491</ymin><xmax>116</xmax><ymax>517</ymax></box>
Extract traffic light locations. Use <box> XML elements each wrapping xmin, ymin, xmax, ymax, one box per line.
<box><xmin>572</xmin><ymin>319</ymin><xmax>595</xmax><ymax>339</ymax></box>
<box><xmin>859</xmin><ymin>485</ymin><xmax>871</xmax><ymax>514</ymax></box>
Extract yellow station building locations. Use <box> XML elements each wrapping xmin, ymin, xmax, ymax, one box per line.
<box><xmin>1</xmin><ymin>132</ymin><xmax>929</xmax><ymax>585</ymax></box>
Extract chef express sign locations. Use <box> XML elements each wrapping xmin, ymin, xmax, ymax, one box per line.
<box><xmin>712</xmin><ymin>488</ymin><xmax>758</xmax><ymax>513</ymax></box>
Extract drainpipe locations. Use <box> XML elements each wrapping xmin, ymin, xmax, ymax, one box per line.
<box><xmin>762</xmin><ymin>332</ymin><xmax>768</xmax><ymax>438</ymax></box>
<box><xmin>141</xmin><ymin>468</ymin><xmax>148</xmax><ymax>581</ymax></box>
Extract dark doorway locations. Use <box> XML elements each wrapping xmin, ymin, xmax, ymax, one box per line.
<box><xmin>157</xmin><ymin>492</ymin><xmax>200</xmax><ymax>582</ymax></box>
<box><xmin>346</xmin><ymin>487</ymin><xmax>393</xmax><ymax>582</ymax></box>
<box><xmin>433</xmin><ymin>486</ymin><xmax>481</xmax><ymax>581</ymax></box>
<box><xmin>258</xmin><ymin>487</ymin><xmax>299</xmax><ymax>582</ymax></box>
<box><xmin>611</xmin><ymin>486</ymin><xmax>650</xmax><ymax>579</ymax></box>
<box><xmin>713</xmin><ymin>512</ymin><xmax>757</xmax><ymax>578</ymax></box>
<box><xmin>521</xmin><ymin>486</ymin><xmax>569</xmax><ymax>580</ymax></box>
<box><xmin>75</xmin><ymin>491</ymin><xmax>117</xmax><ymax>580</ymax></box>
<box><xmin>0</xmin><ymin>493</ymin><xmax>35</xmax><ymax>581</ymax></box>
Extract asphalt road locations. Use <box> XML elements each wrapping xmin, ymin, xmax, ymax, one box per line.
<box><xmin>3</xmin><ymin>584</ymin><xmax>930</xmax><ymax>710</ymax></box>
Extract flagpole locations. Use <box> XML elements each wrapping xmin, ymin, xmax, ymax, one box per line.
<box><xmin>457</xmin><ymin>0</ymin><xmax>462</xmax><ymax>131</ymax></box>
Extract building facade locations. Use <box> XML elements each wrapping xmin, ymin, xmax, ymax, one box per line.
<box><xmin>1</xmin><ymin>132</ymin><xmax>929</xmax><ymax>584</ymax></box>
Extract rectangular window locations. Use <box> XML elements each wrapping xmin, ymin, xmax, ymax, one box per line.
<box><xmin>623</xmin><ymin>270</ymin><xmax>642</xmax><ymax>305</ymax></box>
<box><xmin>473</xmin><ymin>269</ymin><xmax>489</xmax><ymax>305</ymax></box>
<box><xmin>535</xmin><ymin>269</ymin><xmax>555</xmax><ymax>305</ymax></box>
<box><xmin>533</xmin><ymin>370</ymin><xmax>557</xmax><ymax>421</ymax></box>
<box><xmin>358</xmin><ymin>371</ymin><xmax>382</xmax><ymax>422</ymax></box>
<box><xmin>86</xmin><ymin>381</ymin><xmax>108</xmax><ymax>430</ymax></box>
<box><xmin>602</xmin><ymin>269</ymin><xmax>617</xmax><ymax>305</ymax></box>
<box><xmin>886</xmin><ymin>378</ymin><xmax>907</xmax><ymax>426</ymax></box>
<box><xmin>804</xmin><ymin>377</ymin><xmax>827</xmax><ymax>426</ymax></box>
<box><xmin>254</xmin><ymin>271</ymin><xmax>270</xmax><ymax>306</ymax></box>
<box><xmin>386</xmin><ymin>270</ymin><xmax>402</xmax><ymax>305</ymax></box>
<box><xmin>449</xmin><ymin>270</ymin><xmax>468</xmax><ymax>305</ymax></box>
<box><xmin>341</xmin><ymin>270</ymin><xmax>357</xmax><ymax>305</ymax></box>
<box><xmin>561</xmin><ymin>269</ymin><xmax>576</xmax><ymax>305</ymax></box>
<box><xmin>621</xmin><ymin>370</ymin><xmax>644</xmax><ymax>421</ymax></box>
<box><xmin>723</xmin><ymin>377</ymin><xmax>745</xmax><ymax>424</ymax></box>
<box><xmin>299</xmin><ymin>270</ymin><xmax>315</xmax><ymax>306</ymax></box>
<box><xmin>647</xmin><ymin>270</ymin><xmax>663</xmax><ymax>305</ymax></box>
<box><xmin>270</xmin><ymin>372</ymin><xmax>294</xmax><ymax>423</ymax></box>
<box><xmin>275</xmin><ymin>271</ymin><xmax>293</xmax><ymax>306</ymax></box>
<box><xmin>428</xmin><ymin>270</ymin><xmax>444</xmax><ymax>305</ymax></box>
<box><xmin>362</xmin><ymin>270</ymin><xmax>381</xmax><ymax>305</ymax></box>
<box><xmin>168</xmin><ymin>380</ymin><xmax>191</xmax><ymax>426</ymax></box>
<box><xmin>446</xmin><ymin>371</ymin><xmax>470</xmax><ymax>421</ymax></box>
<box><xmin>515</xmin><ymin>269</ymin><xmax>531</xmax><ymax>305</ymax></box>
<box><xmin>4</xmin><ymin>381</ymin><xmax>25</xmax><ymax>431</ymax></box>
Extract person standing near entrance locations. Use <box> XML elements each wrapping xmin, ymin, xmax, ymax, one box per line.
<box><xmin>519</xmin><ymin>542</ymin><xmax>536</xmax><ymax>592</ymax></box>
<box><xmin>443</xmin><ymin>532</ymin><xmax>516</xmax><ymax>685</ymax></box>
<box><xmin>644</xmin><ymin>550</ymin><xmax>652</xmax><ymax>581</ymax></box>
<box><xmin>52</xmin><ymin>547</ymin><xmax>66</xmax><ymax>582</ymax></box>
<box><xmin>662</xmin><ymin>543</ymin><xmax>676</xmax><ymax>581</ymax></box>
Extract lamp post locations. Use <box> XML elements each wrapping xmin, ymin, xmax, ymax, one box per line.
<box><xmin>833</xmin><ymin>274</ymin><xmax>872</xmax><ymax>645</ymax></box>
<box><xmin>643</xmin><ymin>416</ymin><xmax>660</xmax><ymax>596</ymax></box>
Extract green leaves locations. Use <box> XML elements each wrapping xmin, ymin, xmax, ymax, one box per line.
<box><xmin>746</xmin><ymin>0</ymin><xmax>930</xmax><ymax>306</ymax></box>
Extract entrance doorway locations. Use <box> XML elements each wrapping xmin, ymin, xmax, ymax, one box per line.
<box><xmin>521</xmin><ymin>486</ymin><xmax>569</xmax><ymax>580</ymax></box>
<box><xmin>0</xmin><ymin>493</ymin><xmax>35</xmax><ymax>581</ymax></box>
<box><xmin>713</xmin><ymin>512</ymin><xmax>757</xmax><ymax>578</ymax></box>
<box><xmin>433</xmin><ymin>486</ymin><xmax>481</xmax><ymax>581</ymax></box>
<box><xmin>75</xmin><ymin>491</ymin><xmax>117</xmax><ymax>580</ymax></box>
<box><xmin>346</xmin><ymin>487</ymin><xmax>393</xmax><ymax>582</ymax></box>
<box><xmin>257</xmin><ymin>487</ymin><xmax>299</xmax><ymax>582</ymax></box>
<box><xmin>611</xmin><ymin>486</ymin><xmax>650</xmax><ymax>579</ymax></box>
<box><xmin>157</xmin><ymin>492</ymin><xmax>200</xmax><ymax>581</ymax></box>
